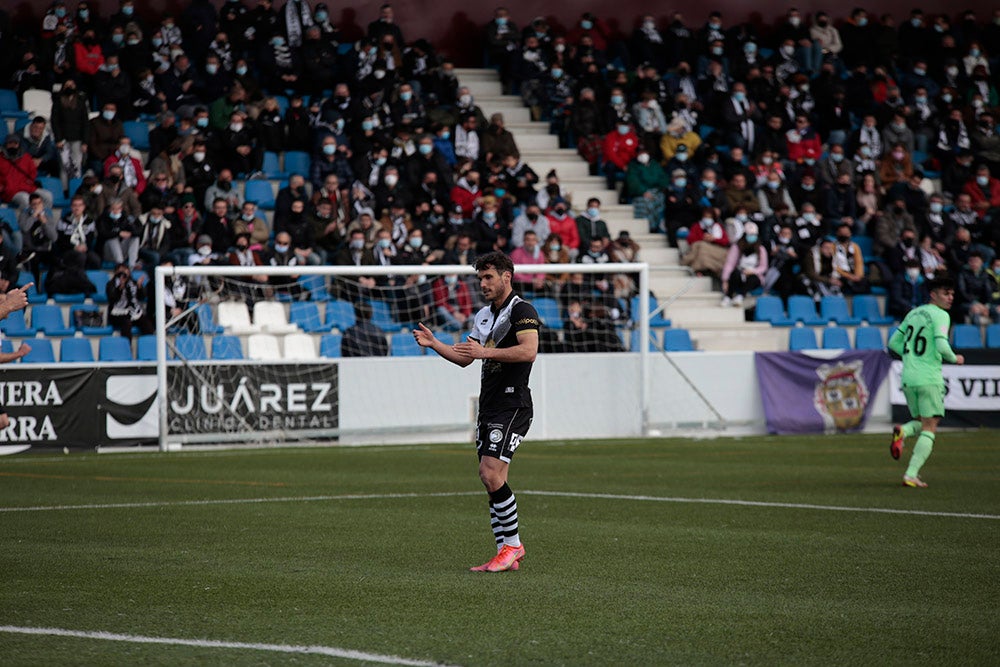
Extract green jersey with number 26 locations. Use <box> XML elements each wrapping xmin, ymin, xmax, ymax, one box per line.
<box><xmin>888</xmin><ymin>303</ymin><xmax>956</xmax><ymax>387</ymax></box>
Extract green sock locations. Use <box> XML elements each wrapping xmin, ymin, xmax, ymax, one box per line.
<box><xmin>905</xmin><ymin>432</ymin><xmax>936</xmax><ymax>478</ymax></box>
<box><xmin>901</xmin><ymin>420</ymin><xmax>922</xmax><ymax>438</ymax></box>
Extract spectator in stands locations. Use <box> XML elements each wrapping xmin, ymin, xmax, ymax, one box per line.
<box><xmin>106</xmin><ymin>262</ymin><xmax>153</xmax><ymax>340</ymax></box>
<box><xmin>509</xmin><ymin>229</ymin><xmax>547</xmax><ymax>294</ymax></box>
<box><xmin>485</xmin><ymin>7</ymin><xmax>520</xmax><ymax>89</ymax></box>
<box><xmin>916</xmin><ymin>232</ymin><xmax>947</xmax><ymax>279</ymax></box>
<box><xmin>0</xmin><ymin>136</ymin><xmax>53</xmax><ymax>213</ymax></box>
<box><xmin>277</xmin><ymin>198</ymin><xmax>321</xmax><ymax>266</ymax></box>
<box><xmin>660</xmin><ymin>117</ymin><xmax>700</xmax><ymax>164</ymax></box>
<box><xmin>601</xmin><ymin>121</ymin><xmax>639</xmax><ymax>192</ymax></box>
<box><xmin>311</xmin><ymin>135</ymin><xmax>354</xmax><ymax>192</ymax></box>
<box><xmin>479</xmin><ymin>113</ymin><xmax>519</xmax><ymax>161</ymax></box>
<box><xmin>757</xmin><ymin>169</ymin><xmax>796</xmax><ymax>231</ymax></box>
<box><xmin>275</xmin><ymin>174</ymin><xmax>310</xmax><ymax>229</ymax></box>
<box><xmin>832</xmin><ymin>223</ymin><xmax>870</xmax><ymax>295</ymax></box>
<box><xmin>576</xmin><ymin>198</ymin><xmax>609</xmax><ymax>251</ymax></box>
<box><xmin>182</xmin><ymin>139</ymin><xmax>218</xmax><ymax>209</ymax></box>
<box><xmin>888</xmin><ymin>259</ymin><xmax>929</xmax><ymax>320</ymax></box>
<box><xmin>681</xmin><ymin>208</ymin><xmax>729</xmax><ymax>277</ymax></box>
<box><xmin>545</xmin><ymin>199</ymin><xmax>578</xmax><ymax>260</ymax></box>
<box><xmin>201</xmin><ymin>197</ymin><xmax>236</xmax><ymax>254</ymax></box>
<box><xmin>95</xmin><ymin>163</ymin><xmax>141</xmax><ymax>218</ymax></box>
<box><xmin>510</xmin><ymin>203</ymin><xmax>549</xmax><ymax>250</ymax></box>
<box><xmin>964</xmin><ymin>164</ymin><xmax>1000</xmax><ymax>222</ymax></box>
<box><xmin>51</xmin><ymin>80</ymin><xmax>89</xmax><ymax>182</ymax></box>
<box><xmin>86</xmin><ymin>103</ymin><xmax>125</xmax><ymax>176</ymax></box>
<box><xmin>22</xmin><ymin>117</ymin><xmax>59</xmax><ymax>178</ymax></box>
<box><xmin>341</xmin><ymin>302</ymin><xmax>389</xmax><ymax>357</ymax></box>
<box><xmin>802</xmin><ymin>237</ymin><xmax>842</xmax><ymax>302</ymax></box>
<box><xmin>220</xmin><ymin>111</ymin><xmax>262</xmax><ymax>177</ymax></box>
<box><xmin>625</xmin><ymin>150</ymin><xmax>668</xmax><ymax>234</ymax></box>
<box><xmin>957</xmin><ymin>251</ymin><xmax>997</xmax><ymax>324</ymax></box>
<box><xmin>762</xmin><ymin>224</ymin><xmax>801</xmax><ymax>299</ymax></box>
<box><xmin>104</xmin><ymin>136</ymin><xmax>147</xmax><ymax>194</ymax></box>
<box><xmin>885</xmin><ymin>225</ymin><xmax>920</xmax><ymax>279</ymax></box>
<box><xmin>137</xmin><ymin>205</ymin><xmax>179</xmax><ymax>270</ymax></box>
<box><xmin>878</xmin><ymin>144</ymin><xmax>914</xmax><ymax>191</ymax></box>
<box><xmin>431</xmin><ymin>272</ymin><xmax>472</xmax><ymax>331</ymax></box>
<box><xmin>203</xmin><ymin>168</ymin><xmax>243</xmax><ymax>213</ymax></box>
<box><xmin>720</xmin><ymin>222</ymin><xmax>767</xmax><ymax>307</ymax></box>
<box><xmin>97</xmin><ymin>198</ymin><xmax>140</xmax><ymax>268</ymax></box>
<box><xmin>53</xmin><ymin>196</ymin><xmax>101</xmax><ymax>269</ymax></box>
<box><xmin>17</xmin><ymin>192</ymin><xmax>56</xmax><ymax>286</ymax></box>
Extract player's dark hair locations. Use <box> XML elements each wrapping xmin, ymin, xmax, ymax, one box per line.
<box><xmin>926</xmin><ymin>274</ymin><xmax>955</xmax><ymax>292</ymax></box>
<box><xmin>475</xmin><ymin>251</ymin><xmax>514</xmax><ymax>277</ymax></box>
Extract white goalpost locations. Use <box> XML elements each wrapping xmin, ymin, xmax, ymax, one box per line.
<box><xmin>153</xmin><ymin>262</ymin><xmax>653</xmax><ymax>451</ymax></box>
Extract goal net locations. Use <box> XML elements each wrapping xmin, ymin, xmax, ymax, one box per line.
<box><xmin>153</xmin><ymin>261</ymin><xmax>654</xmax><ymax>450</ymax></box>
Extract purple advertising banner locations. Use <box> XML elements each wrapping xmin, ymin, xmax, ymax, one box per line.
<box><xmin>755</xmin><ymin>350</ymin><xmax>891</xmax><ymax>435</ymax></box>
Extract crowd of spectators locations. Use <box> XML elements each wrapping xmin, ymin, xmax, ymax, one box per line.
<box><xmin>4</xmin><ymin>3</ymin><xmax>1000</xmax><ymax>338</ymax></box>
<box><xmin>487</xmin><ymin>6</ymin><xmax>1000</xmax><ymax>322</ymax></box>
<box><xmin>0</xmin><ymin>1</ymin><xmax>645</xmax><ymax>341</ymax></box>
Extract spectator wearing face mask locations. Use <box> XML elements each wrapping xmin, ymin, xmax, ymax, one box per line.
<box><xmin>545</xmin><ymin>198</ymin><xmax>579</xmax><ymax>260</ymax></box>
<box><xmin>721</xmin><ymin>221</ymin><xmax>767</xmax><ymax>307</ymax></box>
<box><xmin>888</xmin><ymin>259</ymin><xmax>929</xmax><ymax>319</ymax></box>
<box><xmin>0</xmin><ymin>135</ymin><xmax>54</xmax><ymax>212</ymax></box>
<box><xmin>601</xmin><ymin>121</ymin><xmax>639</xmax><ymax>192</ymax></box>
<box><xmin>680</xmin><ymin>208</ymin><xmax>730</xmax><ymax>277</ymax></box>
<box><xmin>963</xmin><ymin>165</ymin><xmax>1000</xmax><ymax>220</ymax></box>
<box><xmin>625</xmin><ymin>151</ymin><xmax>669</xmax><ymax>233</ymax></box>
<box><xmin>510</xmin><ymin>204</ymin><xmax>549</xmax><ymax>250</ymax></box>
<box><xmin>509</xmin><ymin>230</ymin><xmax>547</xmax><ymax>295</ymax></box>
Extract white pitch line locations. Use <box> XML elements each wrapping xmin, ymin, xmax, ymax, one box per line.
<box><xmin>0</xmin><ymin>492</ymin><xmax>481</xmax><ymax>513</ymax></box>
<box><xmin>0</xmin><ymin>625</ymin><xmax>458</xmax><ymax>666</ymax></box>
<box><xmin>0</xmin><ymin>489</ymin><xmax>996</xmax><ymax>521</ymax></box>
<box><xmin>520</xmin><ymin>490</ymin><xmax>1000</xmax><ymax>520</ymax></box>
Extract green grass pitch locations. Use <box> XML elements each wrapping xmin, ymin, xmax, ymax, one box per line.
<box><xmin>1</xmin><ymin>432</ymin><xmax>998</xmax><ymax>666</ymax></box>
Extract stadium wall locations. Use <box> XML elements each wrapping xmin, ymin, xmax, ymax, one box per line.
<box><xmin>0</xmin><ymin>352</ymin><xmax>896</xmax><ymax>452</ymax></box>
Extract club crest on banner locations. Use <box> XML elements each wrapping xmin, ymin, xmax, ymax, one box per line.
<box><xmin>813</xmin><ymin>360</ymin><xmax>869</xmax><ymax>432</ymax></box>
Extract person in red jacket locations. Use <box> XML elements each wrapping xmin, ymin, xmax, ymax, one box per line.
<box><xmin>545</xmin><ymin>198</ymin><xmax>580</xmax><ymax>259</ymax></box>
<box><xmin>72</xmin><ymin>29</ymin><xmax>105</xmax><ymax>89</ymax></box>
<box><xmin>963</xmin><ymin>165</ymin><xmax>1000</xmax><ymax>220</ymax></box>
<box><xmin>680</xmin><ymin>208</ymin><xmax>731</xmax><ymax>277</ymax></box>
<box><xmin>103</xmin><ymin>137</ymin><xmax>148</xmax><ymax>194</ymax></box>
<box><xmin>431</xmin><ymin>273</ymin><xmax>473</xmax><ymax>331</ymax></box>
<box><xmin>0</xmin><ymin>135</ymin><xmax>54</xmax><ymax>211</ymax></box>
<box><xmin>786</xmin><ymin>115</ymin><xmax>823</xmax><ymax>164</ymax></box>
<box><xmin>450</xmin><ymin>170</ymin><xmax>481</xmax><ymax>218</ymax></box>
<box><xmin>601</xmin><ymin>122</ymin><xmax>640</xmax><ymax>192</ymax></box>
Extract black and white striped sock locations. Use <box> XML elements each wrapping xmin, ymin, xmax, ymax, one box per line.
<box><xmin>489</xmin><ymin>483</ymin><xmax>521</xmax><ymax>548</ymax></box>
<box><xmin>488</xmin><ymin>505</ymin><xmax>503</xmax><ymax>551</ymax></box>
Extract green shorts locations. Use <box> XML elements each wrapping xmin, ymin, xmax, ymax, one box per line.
<box><xmin>903</xmin><ymin>384</ymin><xmax>946</xmax><ymax>419</ymax></box>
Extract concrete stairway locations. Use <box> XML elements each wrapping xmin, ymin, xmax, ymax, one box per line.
<box><xmin>455</xmin><ymin>68</ymin><xmax>786</xmax><ymax>351</ymax></box>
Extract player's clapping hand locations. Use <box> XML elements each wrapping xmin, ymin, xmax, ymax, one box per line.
<box><xmin>955</xmin><ymin>354</ymin><xmax>965</xmax><ymax>365</ymax></box>
<box><xmin>413</xmin><ymin>323</ymin><xmax>436</xmax><ymax>347</ymax></box>
<box><xmin>0</xmin><ymin>283</ymin><xmax>32</xmax><ymax>315</ymax></box>
<box><xmin>454</xmin><ymin>338</ymin><xmax>487</xmax><ymax>360</ymax></box>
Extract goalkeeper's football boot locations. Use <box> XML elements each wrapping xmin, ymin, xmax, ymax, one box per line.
<box><xmin>903</xmin><ymin>475</ymin><xmax>928</xmax><ymax>488</ymax></box>
<box><xmin>890</xmin><ymin>425</ymin><xmax>904</xmax><ymax>460</ymax></box>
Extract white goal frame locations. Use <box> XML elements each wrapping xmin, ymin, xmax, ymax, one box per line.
<box><xmin>153</xmin><ymin>262</ymin><xmax>652</xmax><ymax>451</ymax></box>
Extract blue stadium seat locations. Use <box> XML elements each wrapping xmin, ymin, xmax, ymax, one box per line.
<box><xmin>630</xmin><ymin>328</ymin><xmax>657</xmax><ymax>351</ymax></box>
<box><xmin>136</xmin><ymin>334</ymin><xmax>157</xmax><ymax>361</ymax></box>
<box><xmin>69</xmin><ymin>304</ymin><xmax>114</xmax><ymax>335</ymax></box>
<box><xmin>52</xmin><ymin>292</ymin><xmax>87</xmax><ymax>304</ymax></box>
<box><xmin>283</xmin><ymin>150</ymin><xmax>311</xmax><ymax>176</ymax></box>
<box><xmin>1</xmin><ymin>339</ymin><xmax>11</xmax><ymax>354</ymax></box>
<box><xmin>368</xmin><ymin>300</ymin><xmax>400</xmax><ymax>331</ymax></box>
<box><xmin>3</xmin><ymin>310</ymin><xmax>36</xmax><ymax>336</ymax></box>
<box><xmin>38</xmin><ymin>176</ymin><xmax>68</xmax><ymax>207</ymax></box>
<box><xmin>86</xmin><ymin>270</ymin><xmax>111</xmax><ymax>304</ymax></box>
<box><xmin>262</xmin><ymin>151</ymin><xmax>286</xmax><ymax>179</ymax></box>
<box><xmin>22</xmin><ymin>338</ymin><xmax>55</xmax><ymax>363</ymax></box>
<box><xmin>952</xmin><ymin>324</ymin><xmax>983</xmax><ymax>349</ymax></box>
<box><xmin>68</xmin><ymin>176</ymin><xmax>84</xmax><ymax>197</ymax></box>
<box><xmin>299</xmin><ymin>275</ymin><xmax>330</xmax><ymax>301</ymax></box>
<box><xmin>822</xmin><ymin>326</ymin><xmax>852</xmax><ymax>349</ymax></box>
<box><xmin>172</xmin><ymin>334</ymin><xmax>207</xmax><ymax>360</ymax></box>
<box><xmin>244</xmin><ymin>180</ymin><xmax>276</xmax><ymax>209</ymax></box>
<box><xmin>630</xmin><ymin>295</ymin><xmax>671</xmax><ymax>327</ymax></box>
<box><xmin>754</xmin><ymin>295</ymin><xmax>789</xmax><ymax>325</ymax></box>
<box><xmin>17</xmin><ymin>270</ymin><xmax>46</xmax><ymax>304</ymax></box>
<box><xmin>533</xmin><ymin>297</ymin><xmax>563</xmax><ymax>330</ymax></box>
<box><xmin>789</xmin><ymin>327</ymin><xmax>818</xmax><ymax>351</ymax></box>
<box><xmin>1</xmin><ymin>208</ymin><xmax>18</xmax><ymax>234</ymax></box>
<box><xmin>434</xmin><ymin>331</ymin><xmax>455</xmax><ymax>345</ymax></box>
<box><xmin>854</xmin><ymin>236</ymin><xmax>874</xmax><ymax>261</ymax></box>
<box><xmin>852</xmin><ymin>295</ymin><xmax>893</xmax><ymax>325</ymax></box>
<box><xmin>325</xmin><ymin>299</ymin><xmax>356</xmax><ymax>330</ymax></box>
<box><xmin>98</xmin><ymin>336</ymin><xmax>133</xmax><ymax>362</ymax></box>
<box><xmin>820</xmin><ymin>296</ymin><xmax>860</xmax><ymax>326</ymax></box>
<box><xmin>122</xmin><ymin>120</ymin><xmax>151</xmax><ymax>151</ymax></box>
<box><xmin>60</xmin><ymin>337</ymin><xmax>94</xmax><ymax>362</ymax></box>
<box><xmin>195</xmin><ymin>303</ymin><xmax>224</xmax><ymax>334</ymax></box>
<box><xmin>663</xmin><ymin>328</ymin><xmax>694</xmax><ymax>351</ymax></box>
<box><xmin>854</xmin><ymin>327</ymin><xmax>884</xmax><ymax>350</ymax></box>
<box><xmin>986</xmin><ymin>324</ymin><xmax>1000</xmax><ymax>349</ymax></box>
<box><xmin>273</xmin><ymin>95</ymin><xmax>290</xmax><ymax>115</ymax></box>
<box><xmin>786</xmin><ymin>296</ymin><xmax>825</xmax><ymax>326</ymax></box>
<box><xmin>31</xmin><ymin>304</ymin><xmax>75</xmax><ymax>336</ymax></box>
<box><xmin>319</xmin><ymin>333</ymin><xmax>342</xmax><ymax>357</ymax></box>
<box><xmin>390</xmin><ymin>332</ymin><xmax>423</xmax><ymax>356</ymax></box>
<box><xmin>289</xmin><ymin>301</ymin><xmax>326</xmax><ymax>332</ymax></box>
<box><xmin>211</xmin><ymin>335</ymin><xmax>244</xmax><ymax>360</ymax></box>
<box><xmin>0</xmin><ymin>89</ymin><xmax>29</xmax><ymax>119</ymax></box>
